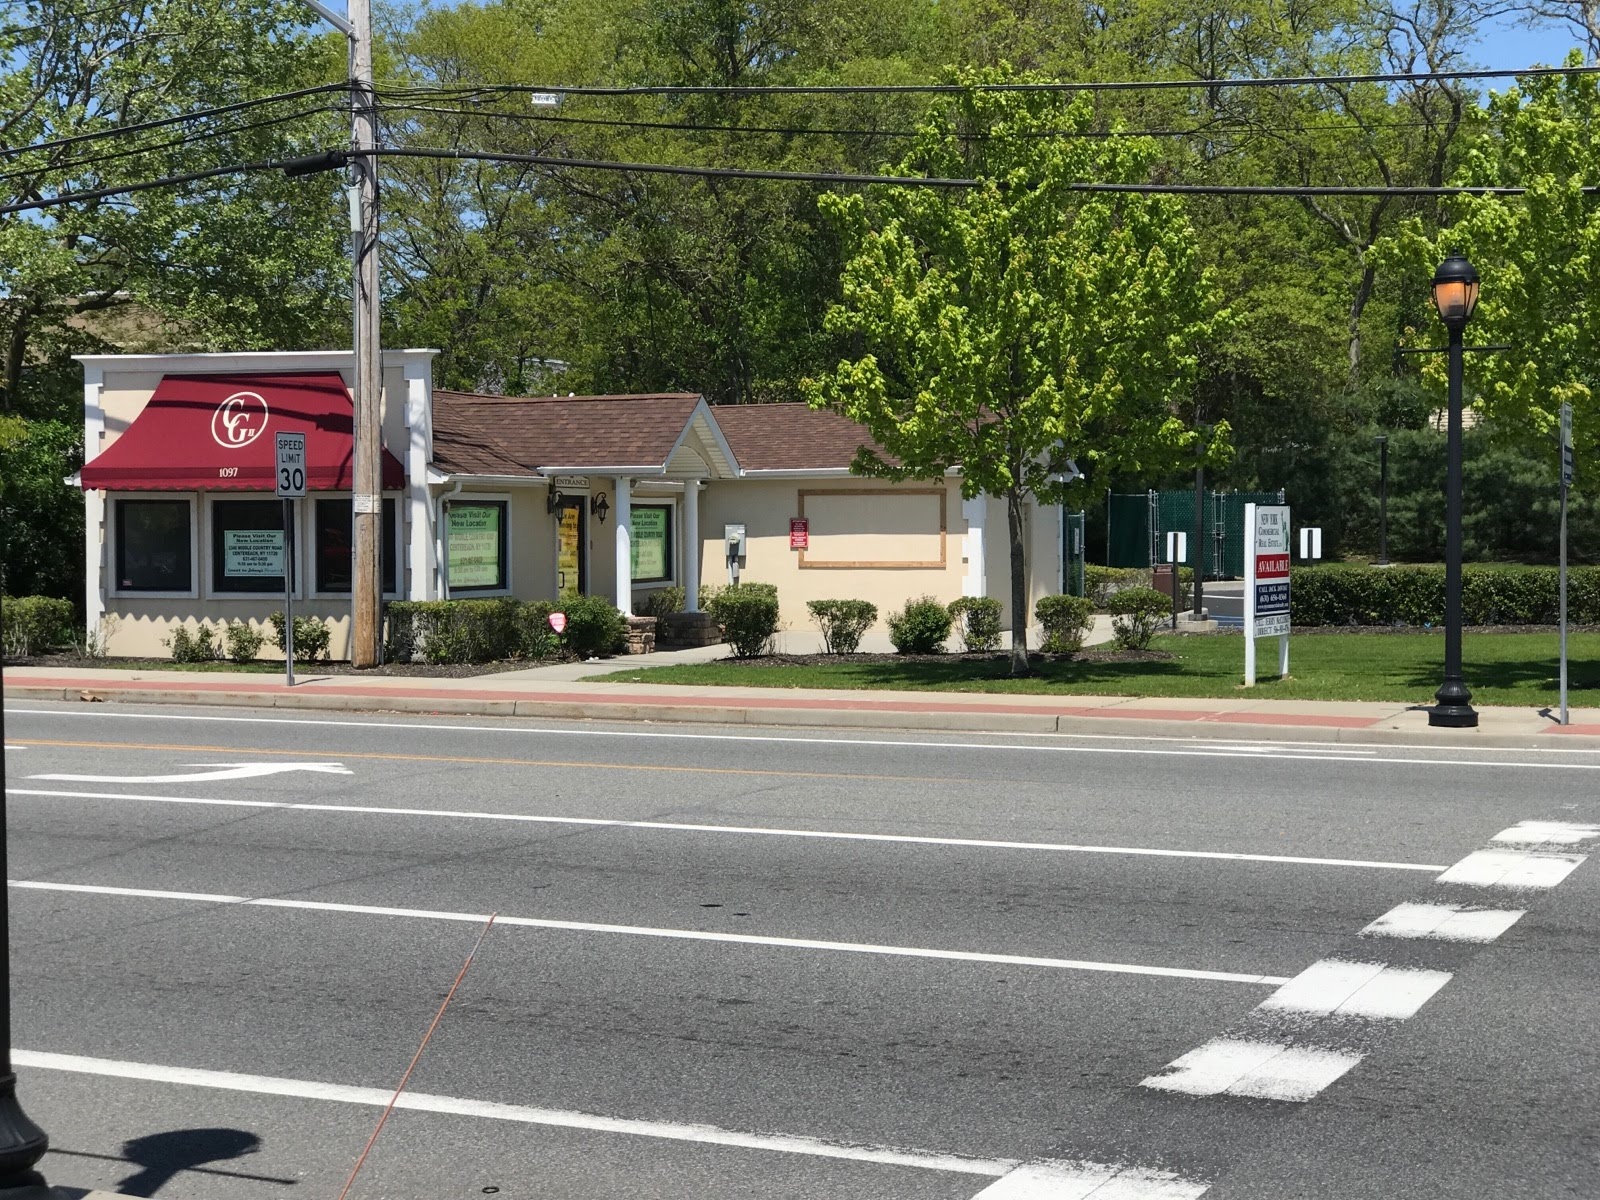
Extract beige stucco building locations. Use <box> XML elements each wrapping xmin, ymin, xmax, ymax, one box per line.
<box><xmin>76</xmin><ymin>350</ymin><xmax>1062</xmax><ymax>658</ymax></box>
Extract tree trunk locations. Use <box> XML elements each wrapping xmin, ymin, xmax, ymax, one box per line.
<box><xmin>1007</xmin><ymin>485</ymin><xmax>1029</xmax><ymax>676</ymax></box>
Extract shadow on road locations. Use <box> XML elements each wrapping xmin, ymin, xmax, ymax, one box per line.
<box><xmin>116</xmin><ymin>1128</ymin><xmax>263</xmax><ymax>1197</ymax></box>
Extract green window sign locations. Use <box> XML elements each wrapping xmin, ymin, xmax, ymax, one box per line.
<box><xmin>631</xmin><ymin>504</ymin><xmax>671</xmax><ymax>582</ymax></box>
<box><xmin>449</xmin><ymin>502</ymin><xmax>505</xmax><ymax>589</ymax></box>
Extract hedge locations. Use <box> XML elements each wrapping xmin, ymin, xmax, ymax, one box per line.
<box><xmin>1</xmin><ymin>595</ymin><xmax>76</xmax><ymax>656</ymax></box>
<box><xmin>1289</xmin><ymin>565</ymin><xmax>1600</xmax><ymax>627</ymax></box>
<box><xmin>708</xmin><ymin>583</ymin><xmax>780</xmax><ymax>657</ymax></box>
<box><xmin>383</xmin><ymin>596</ymin><xmax>624</xmax><ymax>664</ymax></box>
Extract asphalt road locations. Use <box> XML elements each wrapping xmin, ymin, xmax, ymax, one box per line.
<box><xmin>4</xmin><ymin>701</ymin><xmax>1599</xmax><ymax>1199</ymax></box>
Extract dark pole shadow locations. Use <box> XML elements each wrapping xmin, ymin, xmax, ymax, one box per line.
<box><xmin>116</xmin><ymin>1128</ymin><xmax>262</xmax><ymax>1197</ymax></box>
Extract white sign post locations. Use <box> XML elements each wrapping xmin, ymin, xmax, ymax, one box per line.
<box><xmin>1560</xmin><ymin>403</ymin><xmax>1573</xmax><ymax>725</ymax></box>
<box><xmin>1166</xmin><ymin>531</ymin><xmax>1187</xmax><ymax>630</ymax></box>
<box><xmin>275</xmin><ymin>433</ymin><xmax>306</xmax><ymax>687</ymax></box>
<box><xmin>1243</xmin><ymin>503</ymin><xmax>1292</xmax><ymax>685</ymax></box>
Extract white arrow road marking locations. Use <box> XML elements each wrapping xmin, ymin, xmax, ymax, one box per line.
<box><xmin>29</xmin><ymin>763</ymin><xmax>352</xmax><ymax>784</ymax></box>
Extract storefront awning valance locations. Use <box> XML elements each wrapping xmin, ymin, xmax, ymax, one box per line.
<box><xmin>80</xmin><ymin>372</ymin><xmax>404</xmax><ymax>492</ymax></box>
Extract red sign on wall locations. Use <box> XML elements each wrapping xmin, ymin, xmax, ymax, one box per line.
<box><xmin>789</xmin><ymin>518</ymin><xmax>809</xmax><ymax>550</ymax></box>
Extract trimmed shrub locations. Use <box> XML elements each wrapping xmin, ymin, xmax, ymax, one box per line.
<box><xmin>709</xmin><ymin>583</ymin><xmax>780</xmax><ymax>658</ymax></box>
<box><xmin>1289</xmin><ymin>565</ymin><xmax>1600</xmax><ymax>627</ymax></box>
<box><xmin>1036</xmin><ymin>594</ymin><xmax>1096</xmax><ymax>653</ymax></box>
<box><xmin>807</xmin><ymin>599</ymin><xmax>877</xmax><ymax>654</ymax></box>
<box><xmin>516</xmin><ymin>599</ymin><xmax>563</xmax><ymax>661</ymax></box>
<box><xmin>166</xmin><ymin>623</ymin><xmax>222</xmax><ymax>663</ymax></box>
<box><xmin>560</xmin><ymin>592</ymin><xmax>630</xmax><ymax>658</ymax></box>
<box><xmin>947</xmin><ymin>596</ymin><xmax>1002</xmax><ymax>652</ymax></box>
<box><xmin>382</xmin><ymin>599</ymin><xmax>520</xmax><ymax>664</ymax></box>
<box><xmin>225</xmin><ymin>621</ymin><xmax>266</xmax><ymax>665</ymax></box>
<box><xmin>268</xmin><ymin>611</ymin><xmax>331</xmax><ymax>663</ymax></box>
<box><xmin>1086</xmin><ymin>566</ymin><xmax>1193</xmax><ymax>610</ymax></box>
<box><xmin>636</xmin><ymin>586</ymin><xmax>687</xmax><ymax>619</ymax></box>
<box><xmin>1107</xmin><ymin>587</ymin><xmax>1171</xmax><ymax>651</ymax></box>
<box><xmin>1</xmin><ymin>595</ymin><xmax>76</xmax><ymax>657</ymax></box>
<box><xmin>887</xmin><ymin>595</ymin><xmax>952</xmax><ymax>654</ymax></box>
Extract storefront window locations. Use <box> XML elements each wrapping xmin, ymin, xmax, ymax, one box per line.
<box><xmin>631</xmin><ymin>503</ymin><xmax>673</xmax><ymax>583</ymax></box>
<box><xmin>448</xmin><ymin>500</ymin><xmax>508</xmax><ymax>592</ymax></box>
<box><xmin>314</xmin><ymin>498</ymin><xmax>398</xmax><ymax>594</ymax></box>
<box><xmin>211</xmin><ymin>499</ymin><xmax>287</xmax><ymax>593</ymax></box>
<box><xmin>115</xmin><ymin>499</ymin><xmax>193</xmax><ymax>593</ymax></box>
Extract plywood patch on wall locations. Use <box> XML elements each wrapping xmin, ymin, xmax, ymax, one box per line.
<box><xmin>797</xmin><ymin>488</ymin><xmax>947</xmax><ymax>569</ymax></box>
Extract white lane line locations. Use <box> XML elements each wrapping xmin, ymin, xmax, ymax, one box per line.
<box><xmin>1258</xmin><ymin>960</ymin><xmax>1451</xmax><ymax>1021</ymax></box>
<box><xmin>8</xmin><ymin>880</ymin><xmax>1289</xmax><ymax>985</ymax></box>
<box><xmin>970</xmin><ymin>1160</ymin><xmax>1209</xmax><ymax>1199</ymax></box>
<box><xmin>4</xmin><ymin>789</ymin><xmax>1449</xmax><ymax>873</ymax></box>
<box><xmin>1437</xmin><ymin>849</ymin><xmax>1587</xmax><ymax>889</ymax></box>
<box><xmin>1491</xmin><ymin>820</ymin><xmax>1600</xmax><ymax>846</ymax></box>
<box><xmin>1140</xmin><ymin>1039</ymin><xmax>1364</xmax><ymax>1102</ymax></box>
<box><xmin>12</xmin><ymin>1049</ymin><xmax>1010</xmax><ymax>1176</ymax></box>
<box><xmin>1360</xmin><ymin>902</ymin><xmax>1525</xmax><ymax>944</ymax></box>
<box><xmin>14</xmin><ymin>708</ymin><xmax>1600</xmax><ymax>768</ymax></box>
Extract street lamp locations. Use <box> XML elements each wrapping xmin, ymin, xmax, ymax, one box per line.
<box><xmin>1428</xmin><ymin>251</ymin><xmax>1480</xmax><ymax>729</ymax></box>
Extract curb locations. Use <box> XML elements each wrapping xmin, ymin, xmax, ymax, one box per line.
<box><xmin>7</xmin><ymin>682</ymin><xmax>1593</xmax><ymax>749</ymax></box>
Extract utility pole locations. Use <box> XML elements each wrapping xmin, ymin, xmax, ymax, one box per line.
<box><xmin>349</xmin><ymin>0</ymin><xmax>382</xmax><ymax>667</ymax></box>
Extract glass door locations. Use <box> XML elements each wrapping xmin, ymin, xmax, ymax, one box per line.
<box><xmin>556</xmin><ymin>500</ymin><xmax>587</xmax><ymax>593</ymax></box>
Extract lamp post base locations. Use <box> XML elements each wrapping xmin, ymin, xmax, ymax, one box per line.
<box><xmin>1428</xmin><ymin>704</ymin><xmax>1479</xmax><ymax>728</ymax></box>
<box><xmin>0</xmin><ymin>1075</ymin><xmax>47</xmax><ymax>1189</ymax></box>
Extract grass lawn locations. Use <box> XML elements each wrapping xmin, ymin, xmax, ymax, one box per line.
<box><xmin>589</xmin><ymin>631</ymin><xmax>1600</xmax><ymax>706</ymax></box>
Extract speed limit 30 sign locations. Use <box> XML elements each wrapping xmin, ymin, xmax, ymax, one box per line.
<box><xmin>275</xmin><ymin>432</ymin><xmax>307</xmax><ymax>498</ymax></box>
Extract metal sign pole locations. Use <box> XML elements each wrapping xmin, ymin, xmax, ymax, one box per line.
<box><xmin>1560</xmin><ymin>403</ymin><xmax>1573</xmax><ymax>726</ymax></box>
<box><xmin>284</xmin><ymin>497</ymin><xmax>296</xmax><ymax>689</ymax></box>
<box><xmin>1244</xmin><ymin>503</ymin><xmax>1257</xmax><ymax>686</ymax></box>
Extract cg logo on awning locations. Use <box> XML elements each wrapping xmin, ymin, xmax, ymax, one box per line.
<box><xmin>211</xmin><ymin>391</ymin><xmax>269</xmax><ymax>448</ymax></box>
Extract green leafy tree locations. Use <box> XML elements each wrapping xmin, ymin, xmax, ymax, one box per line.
<box><xmin>1383</xmin><ymin>61</ymin><xmax>1600</xmax><ymax>472</ymax></box>
<box><xmin>805</xmin><ymin>72</ymin><xmax>1228</xmax><ymax>674</ymax></box>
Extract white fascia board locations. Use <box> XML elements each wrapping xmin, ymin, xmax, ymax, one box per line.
<box><xmin>537</xmin><ymin>465</ymin><xmax>665</xmax><ymax>476</ymax></box>
<box><xmin>432</xmin><ymin>472</ymin><xmax>548</xmax><ymax>488</ymax></box>
<box><xmin>737</xmin><ymin>467</ymin><xmax>855</xmax><ymax>479</ymax></box>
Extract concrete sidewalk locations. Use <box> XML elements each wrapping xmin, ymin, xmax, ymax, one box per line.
<box><xmin>6</xmin><ymin>661</ymin><xmax>1598</xmax><ymax>746</ymax></box>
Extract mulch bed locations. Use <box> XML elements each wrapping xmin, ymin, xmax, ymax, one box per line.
<box><xmin>719</xmin><ymin>648</ymin><xmax>1176</xmax><ymax>667</ymax></box>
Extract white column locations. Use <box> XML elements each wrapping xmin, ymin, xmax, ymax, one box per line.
<box><xmin>614</xmin><ymin>476</ymin><xmax>632</xmax><ymax>616</ymax></box>
<box><xmin>403</xmin><ymin>357</ymin><xmax>437</xmax><ymax>600</ymax></box>
<box><xmin>961</xmin><ymin>495</ymin><xmax>986</xmax><ymax>598</ymax></box>
<box><xmin>683</xmin><ymin>481</ymin><xmax>702</xmax><ymax>611</ymax></box>
<box><xmin>82</xmin><ymin>365</ymin><xmax>106</xmax><ymax>647</ymax></box>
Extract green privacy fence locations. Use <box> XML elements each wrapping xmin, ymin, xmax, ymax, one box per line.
<box><xmin>1106</xmin><ymin>489</ymin><xmax>1285</xmax><ymax>578</ymax></box>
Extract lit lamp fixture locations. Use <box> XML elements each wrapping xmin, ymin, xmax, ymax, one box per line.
<box><xmin>1428</xmin><ymin>250</ymin><xmax>1480</xmax><ymax>729</ymax></box>
<box><xmin>590</xmin><ymin>491</ymin><xmax>610</xmax><ymax>524</ymax></box>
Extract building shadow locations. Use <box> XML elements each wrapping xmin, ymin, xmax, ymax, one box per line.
<box><xmin>116</xmin><ymin>1128</ymin><xmax>262</xmax><ymax>1197</ymax></box>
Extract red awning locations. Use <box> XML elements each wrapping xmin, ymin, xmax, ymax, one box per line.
<box><xmin>80</xmin><ymin>372</ymin><xmax>405</xmax><ymax>492</ymax></box>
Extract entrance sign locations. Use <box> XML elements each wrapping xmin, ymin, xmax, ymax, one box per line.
<box><xmin>1243</xmin><ymin>502</ymin><xmax>1291</xmax><ymax>685</ymax></box>
<box><xmin>274</xmin><ymin>432</ymin><xmax>306</xmax><ymax>498</ymax></box>
<box><xmin>790</xmin><ymin>517</ymin><xmax>809</xmax><ymax>550</ymax></box>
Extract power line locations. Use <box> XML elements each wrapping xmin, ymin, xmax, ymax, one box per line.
<box><xmin>0</xmin><ymin>83</ymin><xmax>346</xmax><ymax>160</ymax></box>
<box><xmin>375</xmin><ymin>97</ymin><xmax>1467</xmax><ymax>142</ymax></box>
<box><xmin>0</xmin><ymin>104</ymin><xmax>339</xmax><ymax>186</ymax></box>
<box><xmin>6</xmin><ymin>139</ymin><xmax>1592</xmax><ymax>219</ymax></box>
<box><xmin>361</xmin><ymin>145</ymin><xmax>1589</xmax><ymax>196</ymax></box>
<box><xmin>378</xmin><ymin>60</ymin><xmax>1600</xmax><ymax>101</ymax></box>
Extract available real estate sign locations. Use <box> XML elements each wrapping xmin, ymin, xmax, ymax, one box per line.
<box><xmin>1243</xmin><ymin>503</ymin><xmax>1291</xmax><ymax>685</ymax></box>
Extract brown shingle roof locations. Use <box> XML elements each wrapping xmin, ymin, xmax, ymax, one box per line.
<box><xmin>709</xmin><ymin>403</ymin><xmax>885</xmax><ymax>471</ymax></box>
<box><xmin>431</xmin><ymin>390</ymin><xmax>704</xmax><ymax>475</ymax></box>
